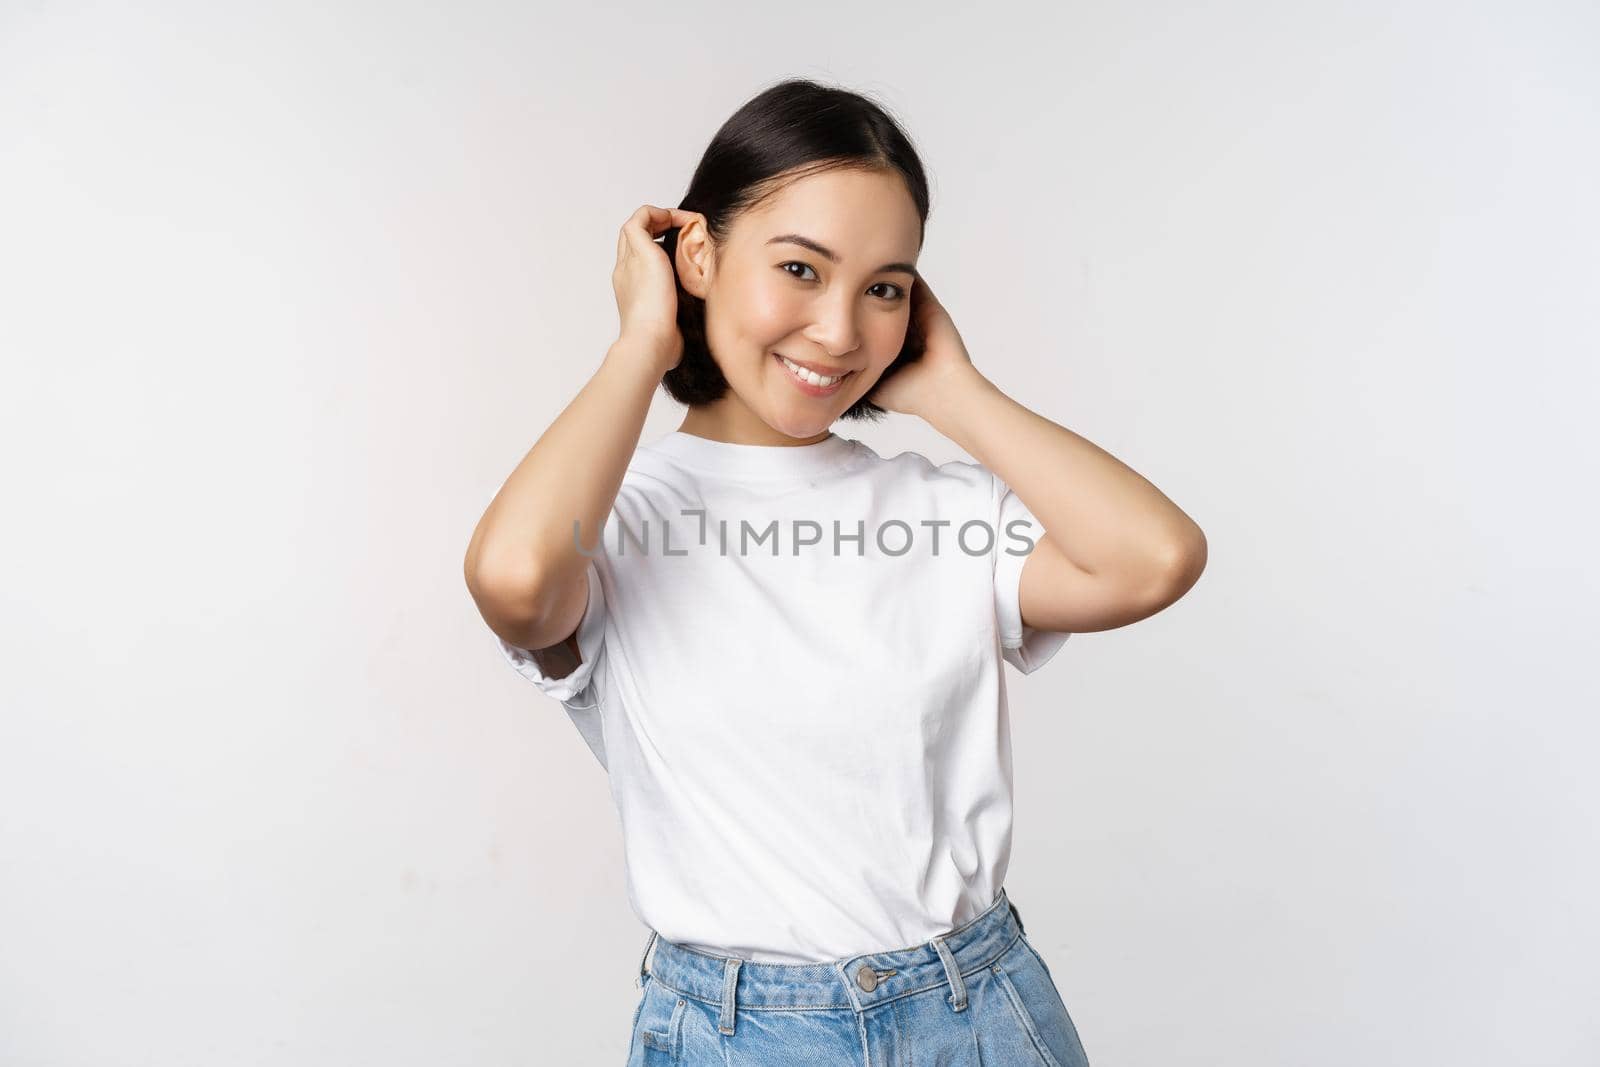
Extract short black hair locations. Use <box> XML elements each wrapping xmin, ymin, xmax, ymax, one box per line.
<box><xmin>659</xmin><ymin>78</ymin><xmax>931</xmax><ymax>421</ymax></box>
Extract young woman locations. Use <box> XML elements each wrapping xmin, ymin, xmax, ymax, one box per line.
<box><xmin>466</xmin><ymin>79</ymin><xmax>1205</xmax><ymax>1066</ymax></box>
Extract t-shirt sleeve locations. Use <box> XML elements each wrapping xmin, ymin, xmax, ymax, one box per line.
<box><xmin>495</xmin><ymin>558</ymin><xmax>607</xmax><ymax>709</ymax></box>
<box><xmin>992</xmin><ymin>472</ymin><xmax>1072</xmax><ymax>674</ymax></box>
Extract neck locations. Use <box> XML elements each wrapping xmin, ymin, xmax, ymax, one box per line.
<box><xmin>676</xmin><ymin>405</ymin><xmax>833</xmax><ymax>447</ymax></box>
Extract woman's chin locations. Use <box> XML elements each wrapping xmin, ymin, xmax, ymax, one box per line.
<box><xmin>762</xmin><ymin>390</ymin><xmax>845</xmax><ymax>436</ymax></box>
<box><xmin>767</xmin><ymin>416</ymin><xmax>833</xmax><ymax>440</ymax></box>
<box><xmin>761</xmin><ymin>404</ymin><xmax>837</xmax><ymax>439</ymax></box>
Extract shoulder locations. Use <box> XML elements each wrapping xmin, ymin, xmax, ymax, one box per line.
<box><xmin>852</xmin><ymin>440</ymin><xmax>997</xmax><ymax>499</ymax></box>
<box><xmin>612</xmin><ymin>443</ymin><xmax>692</xmax><ymax>499</ymax></box>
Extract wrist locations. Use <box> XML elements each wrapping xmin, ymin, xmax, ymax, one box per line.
<box><xmin>922</xmin><ymin>363</ymin><xmax>996</xmax><ymax>431</ymax></box>
<box><xmin>608</xmin><ymin>334</ymin><xmax>679</xmax><ymax>377</ymax></box>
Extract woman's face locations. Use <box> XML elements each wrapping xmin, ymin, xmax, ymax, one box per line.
<box><xmin>675</xmin><ymin>167</ymin><xmax>922</xmax><ymax>444</ymax></box>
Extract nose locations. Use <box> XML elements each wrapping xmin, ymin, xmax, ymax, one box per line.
<box><xmin>804</xmin><ymin>291</ymin><xmax>863</xmax><ymax>361</ymax></box>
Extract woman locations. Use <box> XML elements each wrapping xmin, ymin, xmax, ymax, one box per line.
<box><xmin>465</xmin><ymin>78</ymin><xmax>1205</xmax><ymax>1066</ymax></box>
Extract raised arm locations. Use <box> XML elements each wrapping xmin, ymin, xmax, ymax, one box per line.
<box><xmin>464</xmin><ymin>205</ymin><xmax>697</xmax><ymax>655</ymax></box>
<box><xmin>872</xmin><ymin>275</ymin><xmax>1207</xmax><ymax>635</ymax></box>
<box><xmin>464</xmin><ymin>340</ymin><xmax>665</xmax><ymax>654</ymax></box>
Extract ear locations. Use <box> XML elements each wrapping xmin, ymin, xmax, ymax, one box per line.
<box><xmin>674</xmin><ymin>216</ymin><xmax>715</xmax><ymax>299</ymax></box>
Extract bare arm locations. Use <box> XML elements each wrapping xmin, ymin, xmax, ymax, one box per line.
<box><xmin>464</xmin><ymin>204</ymin><xmax>699</xmax><ymax>658</ymax></box>
<box><xmin>927</xmin><ymin>367</ymin><xmax>1207</xmax><ymax>633</ymax></box>
<box><xmin>873</xmin><ymin>275</ymin><xmax>1207</xmax><ymax>636</ymax></box>
<box><xmin>463</xmin><ymin>339</ymin><xmax>667</xmax><ymax>654</ymax></box>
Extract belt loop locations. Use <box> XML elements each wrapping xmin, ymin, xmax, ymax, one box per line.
<box><xmin>637</xmin><ymin>930</ymin><xmax>658</xmax><ymax>989</ymax></box>
<box><xmin>718</xmin><ymin>957</ymin><xmax>741</xmax><ymax>1035</ymax></box>
<box><xmin>1009</xmin><ymin>899</ymin><xmax>1026</xmax><ymax>937</ymax></box>
<box><xmin>931</xmin><ymin>936</ymin><xmax>968</xmax><ymax>1012</ymax></box>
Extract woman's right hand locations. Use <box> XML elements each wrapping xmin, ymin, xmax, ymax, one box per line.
<box><xmin>612</xmin><ymin>204</ymin><xmax>704</xmax><ymax>373</ymax></box>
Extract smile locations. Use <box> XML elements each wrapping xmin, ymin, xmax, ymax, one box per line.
<box><xmin>774</xmin><ymin>352</ymin><xmax>853</xmax><ymax>393</ymax></box>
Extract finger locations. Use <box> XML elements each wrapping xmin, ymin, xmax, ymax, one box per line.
<box><xmin>637</xmin><ymin>205</ymin><xmax>702</xmax><ymax>235</ymax></box>
<box><xmin>622</xmin><ymin>208</ymin><xmax>660</xmax><ymax>248</ymax></box>
<box><xmin>639</xmin><ymin>205</ymin><xmax>697</xmax><ymax>224</ymax></box>
<box><xmin>621</xmin><ymin>205</ymin><xmax>660</xmax><ymax>242</ymax></box>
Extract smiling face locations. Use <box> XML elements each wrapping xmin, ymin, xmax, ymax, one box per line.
<box><xmin>673</xmin><ymin>165</ymin><xmax>923</xmax><ymax>445</ymax></box>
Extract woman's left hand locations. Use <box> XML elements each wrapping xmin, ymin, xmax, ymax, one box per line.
<box><xmin>869</xmin><ymin>275</ymin><xmax>985</xmax><ymax>419</ymax></box>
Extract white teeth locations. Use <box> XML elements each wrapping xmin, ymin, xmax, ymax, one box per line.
<box><xmin>778</xmin><ymin>354</ymin><xmax>848</xmax><ymax>387</ymax></box>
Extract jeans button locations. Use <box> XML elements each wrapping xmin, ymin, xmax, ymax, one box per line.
<box><xmin>855</xmin><ymin>963</ymin><xmax>878</xmax><ymax>992</ymax></box>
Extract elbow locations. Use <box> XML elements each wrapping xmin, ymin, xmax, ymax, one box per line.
<box><xmin>1170</xmin><ymin>529</ymin><xmax>1209</xmax><ymax>591</ymax></box>
<box><xmin>465</xmin><ymin>552</ymin><xmax>586</xmax><ymax>652</ymax></box>
<box><xmin>1142</xmin><ymin>528</ymin><xmax>1208</xmax><ymax>608</ymax></box>
<box><xmin>465</xmin><ymin>553</ymin><xmax>547</xmax><ymax>636</ymax></box>
<box><xmin>464</xmin><ymin>543</ymin><xmax>534</xmax><ymax>609</ymax></box>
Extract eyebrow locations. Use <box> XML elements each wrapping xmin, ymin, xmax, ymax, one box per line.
<box><xmin>765</xmin><ymin>233</ymin><xmax>920</xmax><ymax>279</ymax></box>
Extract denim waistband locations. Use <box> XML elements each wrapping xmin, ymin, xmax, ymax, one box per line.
<box><xmin>635</xmin><ymin>888</ymin><xmax>1027</xmax><ymax>1031</ymax></box>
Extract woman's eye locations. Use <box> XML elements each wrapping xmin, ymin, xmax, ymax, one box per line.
<box><xmin>780</xmin><ymin>262</ymin><xmax>905</xmax><ymax>301</ymax></box>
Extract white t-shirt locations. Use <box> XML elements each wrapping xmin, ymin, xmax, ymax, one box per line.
<box><xmin>494</xmin><ymin>429</ymin><xmax>1070</xmax><ymax>963</ymax></box>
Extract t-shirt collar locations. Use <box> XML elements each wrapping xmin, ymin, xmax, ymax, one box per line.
<box><xmin>645</xmin><ymin>430</ymin><xmax>860</xmax><ymax>479</ymax></box>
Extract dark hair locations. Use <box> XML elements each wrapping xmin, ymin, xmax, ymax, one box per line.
<box><xmin>659</xmin><ymin>78</ymin><xmax>931</xmax><ymax>421</ymax></box>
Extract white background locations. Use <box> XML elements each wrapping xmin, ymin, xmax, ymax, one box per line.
<box><xmin>2</xmin><ymin>2</ymin><xmax>1596</xmax><ymax>1064</ymax></box>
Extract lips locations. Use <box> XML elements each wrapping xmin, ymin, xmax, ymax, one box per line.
<box><xmin>773</xmin><ymin>352</ymin><xmax>852</xmax><ymax>395</ymax></box>
<box><xmin>775</xmin><ymin>352</ymin><xmax>853</xmax><ymax>378</ymax></box>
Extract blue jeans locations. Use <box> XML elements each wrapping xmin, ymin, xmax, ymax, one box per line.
<box><xmin>627</xmin><ymin>887</ymin><xmax>1091</xmax><ymax>1065</ymax></box>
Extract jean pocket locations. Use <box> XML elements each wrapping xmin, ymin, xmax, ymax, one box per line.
<box><xmin>990</xmin><ymin>962</ymin><xmax>1066</xmax><ymax>1067</ymax></box>
<box><xmin>990</xmin><ymin>936</ymin><xmax>1091</xmax><ymax>1067</ymax></box>
<box><xmin>628</xmin><ymin>975</ymin><xmax>686</xmax><ymax>1064</ymax></box>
